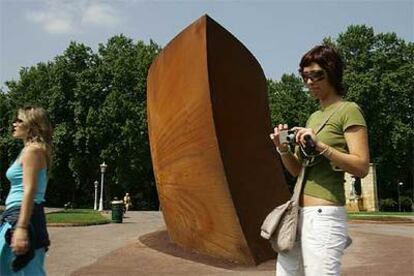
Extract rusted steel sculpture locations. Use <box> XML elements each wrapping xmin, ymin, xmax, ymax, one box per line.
<box><xmin>147</xmin><ymin>15</ymin><xmax>290</xmax><ymax>265</ymax></box>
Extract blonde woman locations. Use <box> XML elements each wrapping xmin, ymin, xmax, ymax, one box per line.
<box><xmin>0</xmin><ymin>106</ymin><xmax>52</xmax><ymax>275</ymax></box>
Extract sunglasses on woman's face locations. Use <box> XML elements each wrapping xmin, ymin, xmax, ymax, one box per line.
<box><xmin>13</xmin><ymin>117</ymin><xmax>23</xmax><ymax>124</ymax></box>
<box><xmin>301</xmin><ymin>70</ymin><xmax>325</xmax><ymax>83</ymax></box>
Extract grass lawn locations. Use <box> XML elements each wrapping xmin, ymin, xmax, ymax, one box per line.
<box><xmin>347</xmin><ymin>211</ymin><xmax>414</xmax><ymax>221</ymax></box>
<box><xmin>46</xmin><ymin>209</ymin><xmax>111</xmax><ymax>226</ymax></box>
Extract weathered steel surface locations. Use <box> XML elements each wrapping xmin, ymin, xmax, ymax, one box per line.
<box><xmin>147</xmin><ymin>15</ymin><xmax>290</xmax><ymax>265</ymax></box>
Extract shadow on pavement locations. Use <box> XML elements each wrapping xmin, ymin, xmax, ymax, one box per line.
<box><xmin>139</xmin><ymin>230</ymin><xmax>274</xmax><ymax>271</ymax></box>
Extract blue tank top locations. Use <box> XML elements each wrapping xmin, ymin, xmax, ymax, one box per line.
<box><xmin>5</xmin><ymin>160</ymin><xmax>47</xmax><ymax>208</ymax></box>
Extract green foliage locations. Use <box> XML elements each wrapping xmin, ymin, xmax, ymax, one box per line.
<box><xmin>400</xmin><ymin>196</ymin><xmax>413</xmax><ymax>212</ymax></box>
<box><xmin>1</xmin><ymin>25</ymin><xmax>412</xmax><ymax>208</ymax></box>
<box><xmin>267</xmin><ymin>25</ymin><xmax>413</xmax><ymax>200</ymax></box>
<box><xmin>0</xmin><ymin>36</ymin><xmax>161</xmax><ymax>209</ymax></box>
<box><xmin>347</xmin><ymin>211</ymin><xmax>414</xmax><ymax>216</ymax></box>
<box><xmin>267</xmin><ymin>74</ymin><xmax>318</xmax><ymax>128</ymax></box>
<box><xmin>378</xmin><ymin>197</ymin><xmax>412</xmax><ymax>212</ymax></box>
<box><xmin>335</xmin><ymin>25</ymin><xmax>413</xmax><ymax>200</ymax></box>
<box><xmin>46</xmin><ymin>209</ymin><xmax>111</xmax><ymax>225</ymax></box>
<box><xmin>267</xmin><ymin>75</ymin><xmax>318</xmax><ymax>188</ymax></box>
<box><xmin>379</xmin><ymin>198</ymin><xmax>398</xmax><ymax>212</ymax></box>
<box><xmin>347</xmin><ymin>210</ymin><xmax>414</xmax><ymax>221</ymax></box>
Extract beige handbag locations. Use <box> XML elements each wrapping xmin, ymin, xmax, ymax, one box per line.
<box><xmin>261</xmin><ymin>102</ymin><xmax>347</xmax><ymax>253</ymax></box>
<box><xmin>260</xmin><ymin>167</ymin><xmax>305</xmax><ymax>252</ymax></box>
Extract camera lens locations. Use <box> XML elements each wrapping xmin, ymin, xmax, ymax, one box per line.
<box><xmin>286</xmin><ymin>130</ymin><xmax>296</xmax><ymax>143</ymax></box>
<box><xmin>303</xmin><ymin>135</ymin><xmax>317</xmax><ymax>155</ymax></box>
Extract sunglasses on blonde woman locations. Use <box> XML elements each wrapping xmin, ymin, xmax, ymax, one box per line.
<box><xmin>300</xmin><ymin>70</ymin><xmax>325</xmax><ymax>83</ymax></box>
<box><xmin>13</xmin><ymin>117</ymin><xmax>23</xmax><ymax>124</ymax></box>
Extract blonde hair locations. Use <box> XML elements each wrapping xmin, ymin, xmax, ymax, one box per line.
<box><xmin>18</xmin><ymin>106</ymin><xmax>53</xmax><ymax>168</ymax></box>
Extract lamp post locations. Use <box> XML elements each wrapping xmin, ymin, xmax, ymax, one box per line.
<box><xmin>94</xmin><ymin>181</ymin><xmax>99</xmax><ymax>210</ymax></box>
<box><xmin>397</xmin><ymin>182</ymin><xmax>403</xmax><ymax>212</ymax></box>
<box><xmin>98</xmin><ymin>162</ymin><xmax>108</xmax><ymax>211</ymax></box>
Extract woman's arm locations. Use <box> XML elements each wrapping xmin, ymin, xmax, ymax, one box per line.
<box><xmin>319</xmin><ymin>125</ymin><xmax>370</xmax><ymax>178</ymax></box>
<box><xmin>295</xmin><ymin>125</ymin><xmax>370</xmax><ymax>178</ymax></box>
<box><xmin>12</xmin><ymin>145</ymin><xmax>46</xmax><ymax>255</ymax></box>
<box><xmin>270</xmin><ymin>124</ymin><xmax>302</xmax><ymax>177</ymax></box>
<box><xmin>278</xmin><ymin>151</ymin><xmax>302</xmax><ymax>177</ymax></box>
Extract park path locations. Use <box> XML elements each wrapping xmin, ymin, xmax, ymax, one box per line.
<box><xmin>45</xmin><ymin>211</ymin><xmax>414</xmax><ymax>276</ymax></box>
<box><xmin>45</xmin><ymin>211</ymin><xmax>164</xmax><ymax>276</ymax></box>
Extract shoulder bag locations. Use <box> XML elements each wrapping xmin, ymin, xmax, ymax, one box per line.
<box><xmin>260</xmin><ymin>102</ymin><xmax>347</xmax><ymax>253</ymax></box>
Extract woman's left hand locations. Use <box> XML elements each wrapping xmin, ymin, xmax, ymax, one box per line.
<box><xmin>11</xmin><ymin>227</ymin><xmax>29</xmax><ymax>255</ymax></box>
<box><xmin>292</xmin><ymin>127</ymin><xmax>320</xmax><ymax>149</ymax></box>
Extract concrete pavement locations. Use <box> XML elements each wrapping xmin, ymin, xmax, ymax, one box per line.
<box><xmin>46</xmin><ymin>211</ymin><xmax>164</xmax><ymax>276</ymax></box>
<box><xmin>45</xmin><ymin>211</ymin><xmax>414</xmax><ymax>276</ymax></box>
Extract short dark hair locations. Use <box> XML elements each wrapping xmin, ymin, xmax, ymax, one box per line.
<box><xmin>299</xmin><ymin>45</ymin><xmax>345</xmax><ymax>96</ymax></box>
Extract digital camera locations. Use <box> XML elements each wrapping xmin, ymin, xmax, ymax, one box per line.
<box><xmin>279</xmin><ymin>129</ymin><xmax>297</xmax><ymax>146</ymax></box>
<box><xmin>279</xmin><ymin>129</ymin><xmax>317</xmax><ymax>156</ymax></box>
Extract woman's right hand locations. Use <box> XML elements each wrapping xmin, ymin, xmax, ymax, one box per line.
<box><xmin>270</xmin><ymin>124</ymin><xmax>289</xmax><ymax>151</ymax></box>
<box><xmin>11</xmin><ymin>227</ymin><xmax>29</xmax><ymax>255</ymax></box>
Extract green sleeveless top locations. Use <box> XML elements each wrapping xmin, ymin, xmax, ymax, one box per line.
<box><xmin>302</xmin><ymin>101</ymin><xmax>367</xmax><ymax>205</ymax></box>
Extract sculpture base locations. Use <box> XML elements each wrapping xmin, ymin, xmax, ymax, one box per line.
<box><xmin>346</xmin><ymin>198</ymin><xmax>364</xmax><ymax>212</ymax></box>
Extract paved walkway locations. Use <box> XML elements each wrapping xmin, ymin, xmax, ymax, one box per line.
<box><xmin>46</xmin><ymin>211</ymin><xmax>413</xmax><ymax>276</ymax></box>
<box><xmin>46</xmin><ymin>211</ymin><xmax>164</xmax><ymax>276</ymax></box>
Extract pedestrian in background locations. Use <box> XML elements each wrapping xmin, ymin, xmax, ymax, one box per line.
<box><xmin>123</xmin><ymin>193</ymin><xmax>132</xmax><ymax>212</ymax></box>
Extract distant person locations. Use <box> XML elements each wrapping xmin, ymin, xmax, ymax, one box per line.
<box><xmin>270</xmin><ymin>45</ymin><xmax>369</xmax><ymax>275</ymax></box>
<box><xmin>352</xmin><ymin>176</ymin><xmax>362</xmax><ymax>197</ymax></box>
<box><xmin>123</xmin><ymin>193</ymin><xmax>132</xmax><ymax>212</ymax></box>
<box><xmin>0</xmin><ymin>106</ymin><xmax>52</xmax><ymax>275</ymax></box>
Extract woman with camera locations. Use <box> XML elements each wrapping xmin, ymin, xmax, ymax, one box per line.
<box><xmin>270</xmin><ymin>45</ymin><xmax>369</xmax><ymax>275</ymax></box>
<box><xmin>0</xmin><ymin>106</ymin><xmax>52</xmax><ymax>275</ymax></box>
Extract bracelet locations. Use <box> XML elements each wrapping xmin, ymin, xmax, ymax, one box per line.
<box><xmin>319</xmin><ymin>146</ymin><xmax>329</xmax><ymax>155</ymax></box>
<box><xmin>321</xmin><ymin>146</ymin><xmax>333</xmax><ymax>158</ymax></box>
<box><xmin>276</xmin><ymin>147</ymin><xmax>291</xmax><ymax>156</ymax></box>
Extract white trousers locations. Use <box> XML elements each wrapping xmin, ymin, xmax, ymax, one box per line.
<box><xmin>276</xmin><ymin>206</ymin><xmax>349</xmax><ymax>276</ymax></box>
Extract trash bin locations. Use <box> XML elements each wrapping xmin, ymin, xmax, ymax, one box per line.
<box><xmin>111</xmin><ymin>200</ymin><xmax>124</xmax><ymax>223</ymax></box>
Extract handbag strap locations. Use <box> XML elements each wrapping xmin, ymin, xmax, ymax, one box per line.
<box><xmin>291</xmin><ymin>101</ymin><xmax>348</xmax><ymax>203</ymax></box>
<box><xmin>315</xmin><ymin>101</ymin><xmax>348</xmax><ymax>135</ymax></box>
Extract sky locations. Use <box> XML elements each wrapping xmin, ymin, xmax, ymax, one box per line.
<box><xmin>0</xmin><ymin>0</ymin><xmax>413</xmax><ymax>90</ymax></box>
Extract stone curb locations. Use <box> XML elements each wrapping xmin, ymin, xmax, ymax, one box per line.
<box><xmin>47</xmin><ymin>221</ymin><xmax>111</xmax><ymax>227</ymax></box>
<box><xmin>348</xmin><ymin>219</ymin><xmax>414</xmax><ymax>224</ymax></box>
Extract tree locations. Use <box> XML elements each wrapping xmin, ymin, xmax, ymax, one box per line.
<box><xmin>267</xmin><ymin>74</ymin><xmax>318</xmax><ymax>188</ymax></box>
<box><xmin>335</xmin><ymin>25</ymin><xmax>413</xmax><ymax>200</ymax></box>
<box><xmin>0</xmin><ymin>36</ymin><xmax>161</xmax><ymax>209</ymax></box>
<box><xmin>0</xmin><ymin>90</ymin><xmax>17</xmax><ymax>203</ymax></box>
<box><xmin>267</xmin><ymin>25</ymin><xmax>413</xmax><ymax>200</ymax></box>
<box><xmin>268</xmin><ymin>74</ymin><xmax>318</xmax><ymax>128</ymax></box>
<box><xmin>1</xmin><ymin>25</ymin><xmax>411</xmax><ymax>208</ymax></box>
